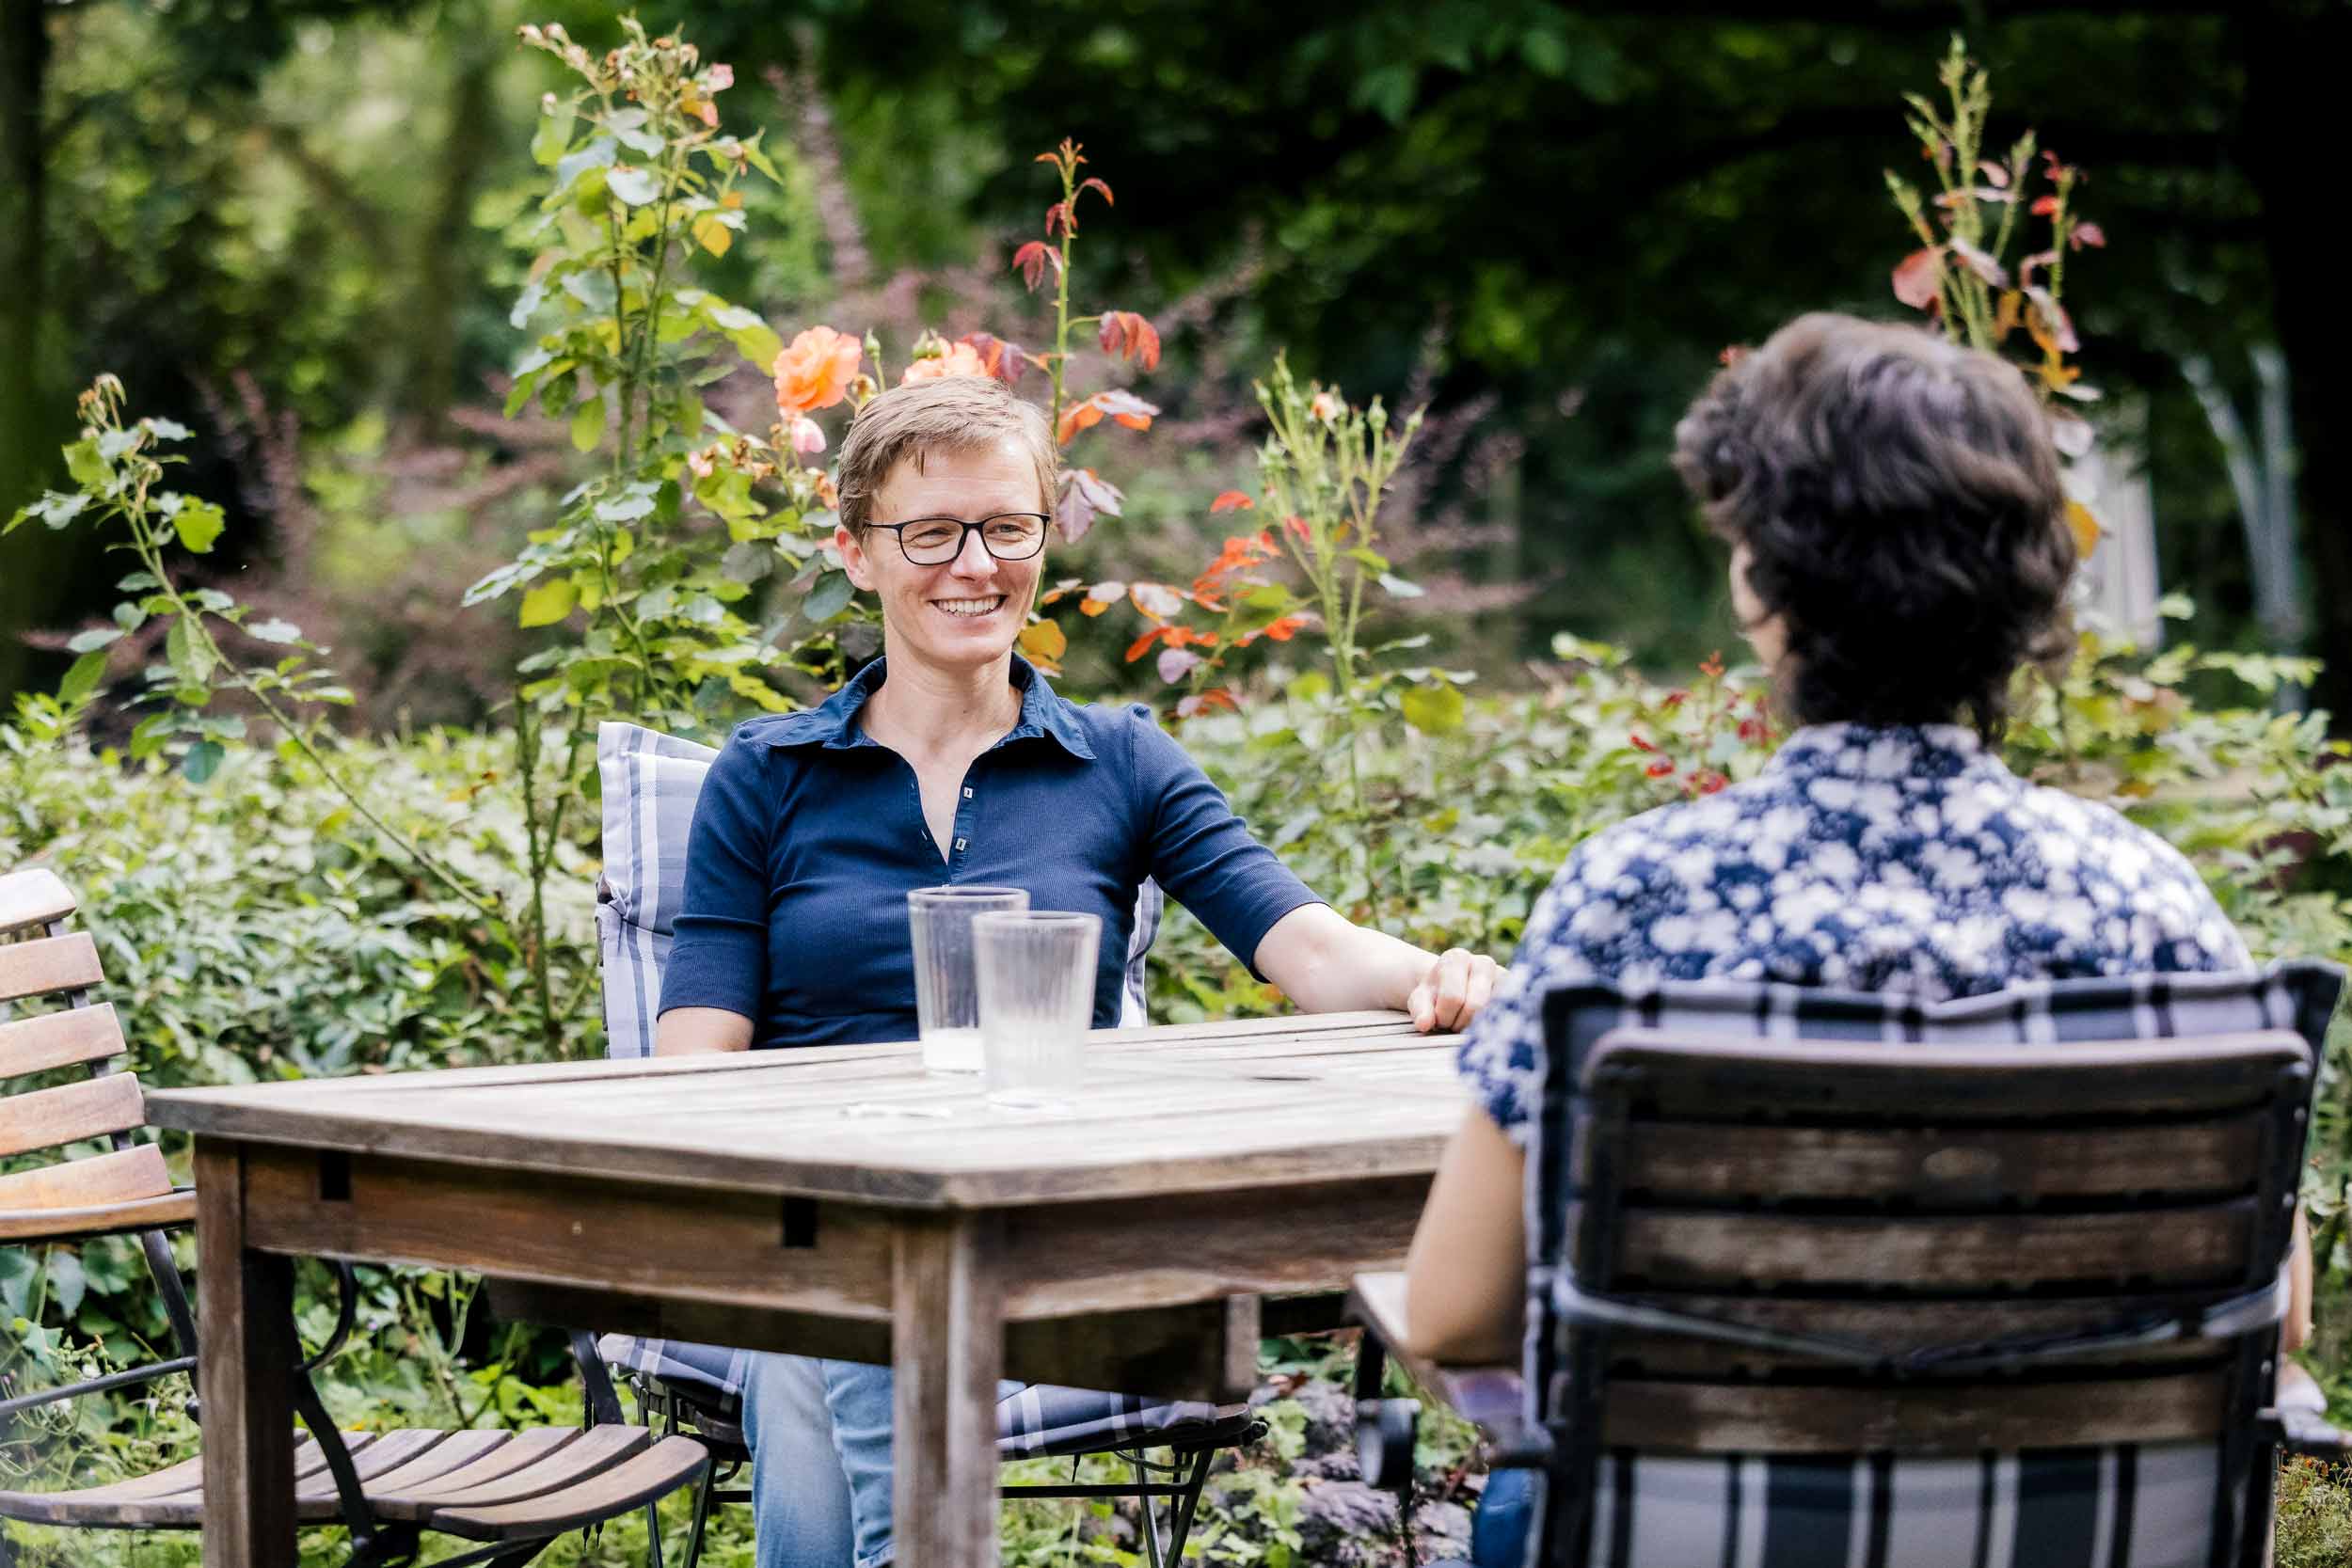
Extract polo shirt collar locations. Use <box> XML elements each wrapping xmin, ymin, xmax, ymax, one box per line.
<box><xmin>747</xmin><ymin>655</ymin><xmax>1094</xmax><ymax>760</ymax></box>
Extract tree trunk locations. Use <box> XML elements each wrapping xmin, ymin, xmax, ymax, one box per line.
<box><xmin>398</xmin><ymin>11</ymin><xmax>497</xmax><ymax>431</ymax></box>
<box><xmin>0</xmin><ymin>0</ymin><xmax>49</xmax><ymax>701</ymax></box>
<box><xmin>2241</xmin><ymin>0</ymin><xmax>2351</xmax><ymax>728</ymax></box>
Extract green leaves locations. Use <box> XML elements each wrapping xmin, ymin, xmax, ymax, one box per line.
<box><xmin>63</xmin><ymin>436</ymin><xmax>111</xmax><ymax>491</ymax></box>
<box><xmin>569</xmin><ymin>397</ymin><xmax>605</xmax><ymax>452</ymax></box>
<box><xmin>803</xmin><ymin>571</ymin><xmax>855</xmax><ymax>624</ymax></box>
<box><xmin>168</xmin><ymin>498</ymin><xmax>227</xmax><ymax>554</ymax></box>
<box><xmin>517</xmin><ymin>578</ymin><xmax>578</xmax><ymax>628</ymax></box>
<box><xmin>166</xmin><ymin>616</ymin><xmax>215</xmax><ymax>686</ymax></box>
<box><xmin>58</xmin><ymin>650</ymin><xmax>109</xmax><ymax>707</ymax></box>
<box><xmin>606</xmin><ymin>166</ymin><xmax>660</xmax><ymax>207</ymax></box>
<box><xmin>1401</xmin><ymin>681</ymin><xmax>1465</xmax><ymax>735</ymax></box>
<box><xmin>531</xmin><ymin>99</ymin><xmax>575</xmax><ymax>167</ymax></box>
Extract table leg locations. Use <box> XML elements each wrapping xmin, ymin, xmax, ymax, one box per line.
<box><xmin>892</xmin><ymin>1212</ymin><xmax>1004</xmax><ymax>1563</ymax></box>
<box><xmin>195</xmin><ymin>1139</ymin><xmax>298</xmax><ymax>1568</ymax></box>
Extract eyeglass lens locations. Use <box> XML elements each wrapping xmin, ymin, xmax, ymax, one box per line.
<box><xmin>897</xmin><ymin>515</ymin><xmax>1047</xmax><ymax>563</ymax></box>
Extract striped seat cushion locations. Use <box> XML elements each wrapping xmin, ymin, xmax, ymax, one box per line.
<box><xmin>593</xmin><ymin>1332</ymin><xmax>1230</xmax><ymax>1459</ymax></box>
<box><xmin>595</xmin><ymin>720</ymin><xmax>1162</xmax><ymax>1056</ymax></box>
<box><xmin>593</xmin><ymin>720</ymin><xmax>1202</xmax><ymax>1456</ymax></box>
<box><xmin>1524</xmin><ymin>963</ymin><xmax>2344</xmax><ymax>1568</ymax></box>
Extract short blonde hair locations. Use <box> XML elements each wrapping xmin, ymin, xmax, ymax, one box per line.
<box><xmin>835</xmin><ymin>376</ymin><xmax>1057</xmax><ymax>535</ymax></box>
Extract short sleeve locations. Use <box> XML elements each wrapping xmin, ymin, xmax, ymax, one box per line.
<box><xmin>1454</xmin><ymin>823</ymin><xmax>1658</xmax><ymax>1144</ymax></box>
<box><xmin>1126</xmin><ymin>706</ymin><xmax>1321</xmax><ymax>978</ymax></box>
<box><xmin>658</xmin><ymin>730</ymin><xmax>776</xmax><ymax>1021</ymax></box>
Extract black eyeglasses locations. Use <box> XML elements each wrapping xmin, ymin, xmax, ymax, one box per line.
<box><xmin>867</xmin><ymin>513</ymin><xmax>1050</xmax><ymax>565</ymax></box>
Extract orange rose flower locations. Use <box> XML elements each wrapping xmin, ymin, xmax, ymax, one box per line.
<box><xmin>899</xmin><ymin>342</ymin><xmax>990</xmax><ymax>384</ymax></box>
<box><xmin>773</xmin><ymin>326</ymin><xmax>863</xmax><ymax>417</ymax></box>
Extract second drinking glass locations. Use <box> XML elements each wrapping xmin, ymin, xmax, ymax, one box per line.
<box><xmin>973</xmin><ymin>911</ymin><xmax>1101</xmax><ymax>1107</ymax></box>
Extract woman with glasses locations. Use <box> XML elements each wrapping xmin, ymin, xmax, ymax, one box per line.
<box><xmin>655</xmin><ymin>373</ymin><xmax>1502</xmax><ymax>1568</ymax></box>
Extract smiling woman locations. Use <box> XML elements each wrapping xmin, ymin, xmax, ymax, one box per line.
<box><xmin>648</xmin><ymin>371</ymin><xmax>1502</xmax><ymax>1567</ymax></box>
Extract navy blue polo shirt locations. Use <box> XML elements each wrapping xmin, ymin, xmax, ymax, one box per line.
<box><xmin>659</xmin><ymin>656</ymin><xmax>1323</xmax><ymax>1049</ymax></box>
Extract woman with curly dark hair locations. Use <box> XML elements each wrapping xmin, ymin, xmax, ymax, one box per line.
<box><xmin>1400</xmin><ymin>313</ymin><xmax>2293</xmax><ymax>1565</ymax></box>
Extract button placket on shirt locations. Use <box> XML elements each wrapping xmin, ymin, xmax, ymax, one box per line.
<box><xmin>949</xmin><ymin>773</ymin><xmax>978</xmax><ymax>866</ymax></box>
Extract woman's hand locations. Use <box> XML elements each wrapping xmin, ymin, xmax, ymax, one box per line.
<box><xmin>1406</xmin><ymin>947</ymin><xmax>1502</xmax><ymax>1034</ymax></box>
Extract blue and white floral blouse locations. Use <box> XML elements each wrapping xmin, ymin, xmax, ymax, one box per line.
<box><xmin>1456</xmin><ymin>721</ymin><xmax>2251</xmax><ymax>1141</ymax></box>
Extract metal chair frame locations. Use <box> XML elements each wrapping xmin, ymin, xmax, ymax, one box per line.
<box><xmin>607</xmin><ymin>1361</ymin><xmax>1255</xmax><ymax>1568</ymax></box>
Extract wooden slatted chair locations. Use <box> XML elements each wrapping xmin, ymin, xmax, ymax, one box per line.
<box><xmin>0</xmin><ymin>867</ymin><xmax>710</xmax><ymax>1567</ymax></box>
<box><xmin>1352</xmin><ymin>1006</ymin><xmax>2352</xmax><ymax>1567</ymax></box>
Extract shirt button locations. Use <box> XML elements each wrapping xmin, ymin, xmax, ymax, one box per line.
<box><xmin>954</xmin><ymin>838</ymin><xmax>967</xmax><ymax>852</ymax></box>
<box><xmin>962</xmin><ymin>786</ymin><xmax>974</xmax><ymax>799</ymax></box>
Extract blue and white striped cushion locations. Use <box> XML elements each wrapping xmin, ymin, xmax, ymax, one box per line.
<box><xmin>595</xmin><ymin>721</ymin><xmax>1163</xmax><ymax>1058</ymax></box>
<box><xmin>1523</xmin><ymin>963</ymin><xmax>2344</xmax><ymax>1568</ymax></box>
<box><xmin>592</xmin><ymin>720</ymin><xmax>1208</xmax><ymax>1450</ymax></box>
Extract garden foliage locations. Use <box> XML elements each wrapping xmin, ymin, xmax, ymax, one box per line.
<box><xmin>6</xmin><ymin>18</ymin><xmax>2352</xmax><ymax>1562</ymax></box>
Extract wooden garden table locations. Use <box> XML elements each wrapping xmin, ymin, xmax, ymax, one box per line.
<box><xmin>146</xmin><ymin>1009</ymin><xmax>1467</xmax><ymax>1565</ymax></box>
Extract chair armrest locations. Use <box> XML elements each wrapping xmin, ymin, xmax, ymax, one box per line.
<box><xmin>1347</xmin><ymin>1271</ymin><xmax>1541</xmax><ymax>1492</ymax></box>
<box><xmin>0</xmin><ymin>1189</ymin><xmax>196</xmax><ymax>1244</ymax></box>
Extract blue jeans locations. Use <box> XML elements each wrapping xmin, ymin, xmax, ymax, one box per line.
<box><xmin>741</xmin><ymin>1352</ymin><xmax>1021</xmax><ymax>1568</ymax></box>
<box><xmin>1472</xmin><ymin>1467</ymin><xmax>1536</xmax><ymax>1566</ymax></box>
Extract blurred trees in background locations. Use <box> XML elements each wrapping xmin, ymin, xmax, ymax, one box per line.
<box><xmin>2</xmin><ymin>0</ymin><xmax>2336</xmax><ymax>717</ymax></box>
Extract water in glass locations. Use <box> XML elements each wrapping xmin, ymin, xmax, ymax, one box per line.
<box><xmin>908</xmin><ymin>886</ymin><xmax>1028</xmax><ymax>1072</ymax></box>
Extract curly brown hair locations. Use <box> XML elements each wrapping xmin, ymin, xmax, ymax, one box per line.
<box><xmin>1673</xmin><ymin>312</ymin><xmax>2076</xmax><ymax>740</ymax></box>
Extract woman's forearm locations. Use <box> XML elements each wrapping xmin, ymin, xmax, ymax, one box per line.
<box><xmin>1404</xmin><ymin>1107</ymin><xmax>1527</xmax><ymax>1363</ymax></box>
<box><xmin>1253</xmin><ymin>904</ymin><xmax>1500</xmax><ymax>1031</ymax></box>
<box><xmin>1253</xmin><ymin>903</ymin><xmax>1431</xmax><ymax>1013</ymax></box>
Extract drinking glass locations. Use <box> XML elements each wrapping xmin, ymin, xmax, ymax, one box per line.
<box><xmin>974</xmin><ymin>911</ymin><xmax>1101</xmax><ymax>1106</ymax></box>
<box><xmin>909</xmin><ymin>886</ymin><xmax>1028</xmax><ymax>1072</ymax></box>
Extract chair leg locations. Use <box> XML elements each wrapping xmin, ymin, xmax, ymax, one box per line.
<box><xmin>680</xmin><ymin>1456</ymin><xmax>717</xmax><ymax>1568</ymax></box>
<box><xmin>1165</xmin><ymin>1446</ymin><xmax>1216</xmax><ymax>1560</ymax></box>
<box><xmin>1131</xmin><ymin>1450</ymin><xmax>1167</xmax><ymax>1568</ymax></box>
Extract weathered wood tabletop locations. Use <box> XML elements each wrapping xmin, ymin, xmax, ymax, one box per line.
<box><xmin>147</xmin><ymin>1010</ymin><xmax>1468</xmax><ymax>1565</ymax></box>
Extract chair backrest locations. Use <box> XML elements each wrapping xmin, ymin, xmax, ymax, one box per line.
<box><xmin>593</xmin><ymin>720</ymin><xmax>1163</xmax><ymax>1056</ymax></box>
<box><xmin>1524</xmin><ymin>966</ymin><xmax>2343</xmax><ymax>1568</ymax></box>
<box><xmin>0</xmin><ymin>869</ymin><xmax>174</xmax><ymax>1218</ymax></box>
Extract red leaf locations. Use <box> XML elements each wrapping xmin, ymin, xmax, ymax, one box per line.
<box><xmin>1129</xmin><ymin>581</ymin><xmax>1184</xmax><ymax>620</ymax></box>
<box><xmin>1044</xmin><ymin>201</ymin><xmax>1073</xmax><ymax>238</ymax></box>
<box><xmin>1124</xmin><ymin>626</ymin><xmax>1168</xmax><ymax>662</ymax></box>
<box><xmin>1058</xmin><ymin>389</ymin><xmax>1159</xmax><ymax>444</ymax></box>
<box><xmin>1034</xmin><ymin>150</ymin><xmax>1060</xmax><ymax>164</ymax></box>
<box><xmin>1629</xmin><ymin>733</ymin><xmax>1655</xmax><ymax>752</ymax></box>
<box><xmin>2024</xmin><ymin>288</ymin><xmax>2079</xmax><ymax>355</ymax></box>
<box><xmin>1055</xmin><ymin>467</ymin><xmax>1124</xmax><ymax>544</ymax></box>
<box><xmin>1096</xmin><ymin>310</ymin><xmax>1162</xmax><ymax>372</ymax></box>
<box><xmin>1092</xmin><ymin>388</ymin><xmax>1158</xmax><ymax>430</ymax></box>
<box><xmin>1012</xmin><ymin>241</ymin><xmax>1058</xmax><ymax>293</ymax></box>
<box><xmin>2031</xmin><ymin>195</ymin><xmax>2060</xmax><ymax>216</ymax></box>
<box><xmin>1176</xmin><ymin>689</ymin><xmax>1238</xmax><ymax>720</ymax></box>
<box><xmin>1080</xmin><ymin>177</ymin><xmax>1114</xmax><ymax>207</ymax></box>
<box><xmin>1079</xmin><ymin>579</ymin><xmax>1124</xmax><ymax>616</ymax></box>
<box><xmin>1645</xmin><ymin>759</ymin><xmax>1675</xmax><ymax>778</ymax></box>
<box><xmin>1947</xmin><ymin>238</ymin><xmax>2009</xmax><ymax>288</ymax></box>
<box><xmin>1892</xmin><ymin>247</ymin><xmax>1944</xmax><ymax>310</ymax></box>
<box><xmin>1285</xmin><ymin>515</ymin><xmax>1310</xmax><ymax>542</ymax></box>
<box><xmin>1257</xmin><ymin>616</ymin><xmax>1303</xmax><ymax>643</ymax></box>
<box><xmin>1210</xmin><ymin>490</ymin><xmax>1255</xmax><ymax>513</ymax></box>
<box><xmin>960</xmin><ymin>332</ymin><xmax>1033</xmax><ymax>385</ymax></box>
<box><xmin>2070</xmin><ymin>221</ymin><xmax>2106</xmax><ymax>250</ymax></box>
<box><xmin>2018</xmin><ymin>249</ymin><xmax>2058</xmax><ymax>289</ymax></box>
